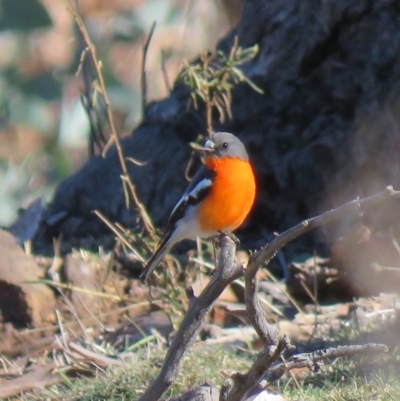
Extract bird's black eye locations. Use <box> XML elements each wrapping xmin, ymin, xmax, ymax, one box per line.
<box><xmin>221</xmin><ymin>142</ymin><xmax>229</xmax><ymax>149</ymax></box>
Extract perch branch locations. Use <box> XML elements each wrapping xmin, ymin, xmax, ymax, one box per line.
<box><xmin>139</xmin><ymin>236</ymin><xmax>243</xmax><ymax>401</ymax></box>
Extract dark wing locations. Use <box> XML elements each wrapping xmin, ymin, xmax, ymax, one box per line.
<box><xmin>167</xmin><ymin>165</ymin><xmax>216</xmax><ymax>229</ymax></box>
<box><xmin>140</xmin><ymin>165</ymin><xmax>215</xmax><ymax>281</ymax></box>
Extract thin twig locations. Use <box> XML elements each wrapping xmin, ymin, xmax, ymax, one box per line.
<box><xmin>37</xmin><ymin>279</ymin><xmax>126</xmax><ymax>302</ymax></box>
<box><xmin>94</xmin><ymin>210</ymin><xmax>146</xmax><ymax>262</ymax></box>
<box><xmin>279</xmin><ymin>354</ymin><xmax>302</xmax><ymax>391</ymax></box>
<box><xmin>77</xmin><ymin>11</ymin><xmax>107</xmax><ymax>157</ymax></box>
<box><xmin>264</xmin><ymin>269</ymin><xmax>304</xmax><ymax>317</ymax></box>
<box><xmin>160</xmin><ymin>49</ymin><xmax>171</xmax><ymax>94</ymax></box>
<box><xmin>68</xmin><ymin>3</ymin><xmax>155</xmax><ymax>237</ymax></box>
<box><xmin>55</xmin><ymin>310</ymin><xmax>71</xmax><ymax>365</ymax></box>
<box><xmin>17</xmin><ymin>302</ymin><xmax>150</xmax><ymax>336</ymax></box>
<box><xmin>57</xmin><ymin>288</ymin><xmax>91</xmax><ymax>342</ymax></box>
<box><xmin>141</xmin><ymin>21</ymin><xmax>156</xmax><ymax>119</ymax></box>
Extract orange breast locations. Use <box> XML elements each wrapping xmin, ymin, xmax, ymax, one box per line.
<box><xmin>198</xmin><ymin>157</ymin><xmax>256</xmax><ymax>233</ymax></box>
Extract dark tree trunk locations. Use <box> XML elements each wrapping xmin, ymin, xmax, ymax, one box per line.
<box><xmin>14</xmin><ymin>0</ymin><xmax>400</xmax><ymax>258</ymax></box>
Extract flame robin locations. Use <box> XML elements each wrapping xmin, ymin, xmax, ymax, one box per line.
<box><xmin>141</xmin><ymin>132</ymin><xmax>256</xmax><ymax>280</ymax></box>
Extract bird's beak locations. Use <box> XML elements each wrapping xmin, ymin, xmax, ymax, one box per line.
<box><xmin>197</xmin><ymin>138</ymin><xmax>215</xmax><ymax>153</ymax></box>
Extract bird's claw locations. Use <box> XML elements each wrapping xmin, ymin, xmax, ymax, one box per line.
<box><xmin>218</xmin><ymin>231</ymin><xmax>240</xmax><ymax>245</ymax></box>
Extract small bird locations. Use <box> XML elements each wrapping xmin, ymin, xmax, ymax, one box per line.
<box><xmin>140</xmin><ymin>132</ymin><xmax>256</xmax><ymax>280</ymax></box>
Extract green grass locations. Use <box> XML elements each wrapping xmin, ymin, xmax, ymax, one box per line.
<box><xmin>285</xmin><ymin>367</ymin><xmax>400</xmax><ymax>401</ymax></box>
<box><xmin>32</xmin><ymin>345</ymin><xmax>253</xmax><ymax>401</ymax></box>
<box><xmin>19</xmin><ymin>344</ymin><xmax>400</xmax><ymax>401</ymax></box>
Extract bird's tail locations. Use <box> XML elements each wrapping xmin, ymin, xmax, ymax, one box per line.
<box><xmin>140</xmin><ymin>233</ymin><xmax>173</xmax><ymax>281</ymax></box>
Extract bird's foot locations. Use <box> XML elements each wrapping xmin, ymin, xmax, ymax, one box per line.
<box><xmin>209</xmin><ymin>231</ymin><xmax>239</xmax><ymax>275</ymax></box>
<box><xmin>211</xmin><ymin>231</ymin><xmax>239</xmax><ymax>254</ymax></box>
<box><xmin>218</xmin><ymin>230</ymin><xmax>240</xmax><ymax>245</ymax></box>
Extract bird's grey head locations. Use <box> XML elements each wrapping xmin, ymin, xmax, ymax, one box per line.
<box><xmin>202</xmin><ymin>132</ymin><xmax>249</xmax><ymax>161</ymax></box>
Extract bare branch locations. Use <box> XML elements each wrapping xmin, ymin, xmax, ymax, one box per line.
<box><xmin>139</xmin><ymin>236</ymin><xmax>243</xmax><ymax>401</ymax></box>
<box><xmin>247</xmin><ymin>186</ymin><xmax>400</xmax><ymax>285</ymax></box>
<box><xmin>245</xmin><ymin>271</ymin><xmax>280</xmax><ymax>347</ymax></box>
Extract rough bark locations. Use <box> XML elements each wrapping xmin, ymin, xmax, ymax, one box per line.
<box><xmin>13</xmin><ymin>0</ymin><xmax>400</xmax><ymax>255</ymax></box>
